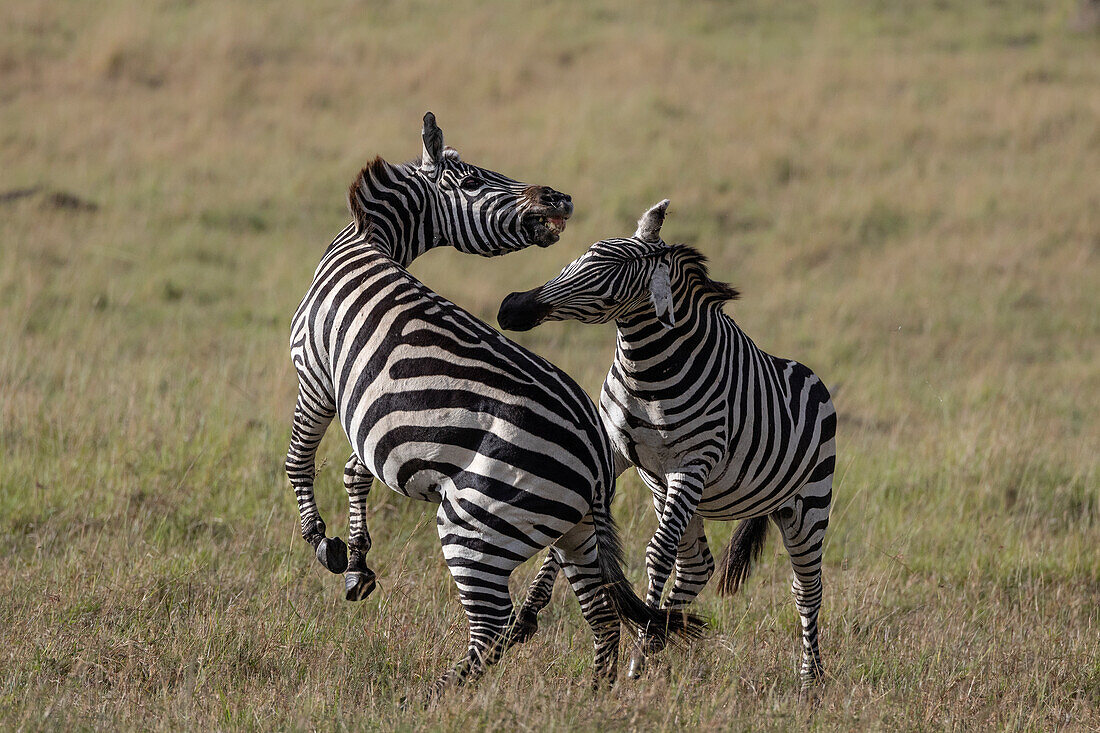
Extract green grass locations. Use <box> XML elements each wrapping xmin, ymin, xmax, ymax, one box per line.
<box><xmin>2</xmin><ymin>0</ymin><xmax>1098</xmax><ymax>729</ymax></box>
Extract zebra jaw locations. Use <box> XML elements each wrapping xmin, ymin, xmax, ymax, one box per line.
<box><xmin>521</xmin><ymin>209</ymin><xmax>571</xmax><ymax>247</ymax></box>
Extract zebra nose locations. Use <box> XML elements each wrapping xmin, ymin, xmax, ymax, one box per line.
<box><xmin>539</xmin><ymin>188</ymin><xmax>572</xmax><ymax>210</ymax></box>
<box><xmin>498</xmin><ymin>289</ymin><xmax>550</xmax><ymax>332</ymax></box>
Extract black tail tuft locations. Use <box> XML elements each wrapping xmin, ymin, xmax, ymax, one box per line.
<box><xmin>590</xmin><ymin>487</ymin><xmax>707</xmax><ymax>645</ymax></box>
<box><xmin>715</xmin><ymin>516</ymin><xmax>770</xmax><ymax>596</ymax></box>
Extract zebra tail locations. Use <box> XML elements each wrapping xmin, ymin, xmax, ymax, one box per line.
<box><xmin>591</xmin><ymin>491</ymin><xmax>707</xmax><ymax>645</ymax></box>
<box><xmin>715</xmin><ymin>516</ymin><xmax>770</xmax><ymax>596</ymax></box>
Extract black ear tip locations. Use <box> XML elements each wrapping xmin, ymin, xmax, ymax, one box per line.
<box><xmin>423</xmin><ymin>111</ymin><xmax>436</xmax><ymax>127</ymax></box>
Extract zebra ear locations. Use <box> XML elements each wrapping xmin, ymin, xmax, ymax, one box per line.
<box><xmin>635</xmin><ymin>199</ymin><xmax>670</xmax><ymax>243</ymax></box>
<box><xmin>421</xmin><ymin>111</ymin><xmax>444</xmax><ymax>174</ymax></box>
<box><xmin>649</xmin><ymin>259</ymin><xmax>676</xmax><ymax>328</ymax></box>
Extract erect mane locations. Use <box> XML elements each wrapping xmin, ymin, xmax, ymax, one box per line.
<box><xmin>347</xmin><ymin>156</ymin><xmax>397</xmax><ymax>232</ymax></box>
<box><xmin>666</xmin><ymin>243</ymin><xmax>740</xmax><ymax>302</ymax></box>
<box><xmin>346</xmin><ymin>149</ymin><xmax>463</xmax><ymax>232</ymax></box>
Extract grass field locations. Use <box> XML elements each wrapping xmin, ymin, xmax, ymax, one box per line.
<box><xmin>2</xmin><ymin>1</ymin><xmax>1099</xmax><ymax>729</ymax></box>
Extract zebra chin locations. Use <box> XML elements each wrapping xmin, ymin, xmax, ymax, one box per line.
<box><xmin>518</xmin><ymin>191</ymin><xmax>573</xmax><ymax>248</ymax></box>
<box><xmin>497</xmin><ymin>289</ymin><xmax>552</xmax><ymax>331</ymax></box>
<box><xmin>519</xmin><ymin>213</ymin><xmax>569</xmax><ymax>248</ymax></box>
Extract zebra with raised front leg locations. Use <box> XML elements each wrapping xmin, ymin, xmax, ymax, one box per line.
<box><xmin>287</xmin><ymin>111</ymin><xmax>574</xmax><ymax>600</ymax></box>
<box><xmin>497</xmin><ymin>200</ymin><xmax>836</xmax><ymax>692</ymax></box>
<box><xmin>286</xmin><ymin>116</ymin><xmax>704</xmax><ymax>698</ymax></box>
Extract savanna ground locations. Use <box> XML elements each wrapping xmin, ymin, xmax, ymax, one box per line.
<box><xmin>2</xmin><ymin>1</ymin><xmax>1099</xmax><ymax>729</ymax></box>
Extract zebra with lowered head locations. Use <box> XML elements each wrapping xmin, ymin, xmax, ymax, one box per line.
<box><xmin>286</xmin><ymin>117</ymin><xmax>704</xmax><ymax>697</ymax></box>
<box><xmin>497</xmin><ymin>200</ymin><xmax>836</xmax><ymax>691</ymax></box>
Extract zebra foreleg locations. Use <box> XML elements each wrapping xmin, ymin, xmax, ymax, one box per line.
<box><xmin>285</xmin><ymin>391</ymin><xmax>347</xmax><ymax>573</ymax></box>
<box><xmin>665</xmin><ymin>515</ymin><xmax>715</xmax><ymax>609</ymax></box>
<box><xmin>629</xmin><ymin>469</ymin><xmax>707</xmax><ymax>679</ymax></box>
<box><xmin>342</xmin><ymin>454</ymin><xmax>376</xmax><ymax>601</ymax></box>
<box><xmin>627</xmin><ymin>513</ymin><xmax>712</xmax><ymax>679</ymax></box>
<box><xmin>513</xmin><ymin>552</ymin><xmax>561</xmax><ymax>645</ymax></box>
<box><xmin>773</xmin><ymin>463</ymin><xmax>833</xmax><ymax>692</ymax></box>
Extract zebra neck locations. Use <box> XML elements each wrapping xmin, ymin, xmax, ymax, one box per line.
<box><xmin>614</xmin><ymin>302</ymin><xmax>735</xmax><ymax>386</ymax></box>
<box><xmin>344</xmin><ymin>160</ymin><xmax>442</xmax><ymax>268</ymax></box>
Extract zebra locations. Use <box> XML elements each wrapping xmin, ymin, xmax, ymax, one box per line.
<box><xmin>286</xmin><ymin>116</ymin><xmax>704</xmax><ymax>696</ymax></box>
<box><xmin>497</xmin><ymin>200</ymin><xmax>836</xmax><ymax>691</ymax></box>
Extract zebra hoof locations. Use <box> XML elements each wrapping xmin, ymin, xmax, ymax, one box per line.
<box><xmin>345</xmin><ymin>567</ymin><xmax>376</xmax><ymax>601</ymax></box>
<box><xmin>511</xmin><ymin>609</ymin><xmax>539</xmax><ymax>644</ymax></box>
<box><xmin>316</xmin><ymin>536</ymin><xmax>348</xmax><ymax>574</ymax></box>
<box><xmin>627</xmin><ymin>652</ymin><xmax>646</xmax><ymax>680</ymax></box>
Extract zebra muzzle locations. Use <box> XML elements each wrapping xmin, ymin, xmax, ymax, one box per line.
<box><xmin>497</xmin><ymin>288</ymin><xmax>551</xmax><ymax>331</ymax></box>
<box><xmin>519</xmin><ymin>193</ymin><xmax>572</xmax><ymax>247</ymax></box>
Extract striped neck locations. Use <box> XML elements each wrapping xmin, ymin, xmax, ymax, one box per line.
<box><xmin>344</xmin><ymin>159</ymin><xmax>443</xmax><ymax>268</ymax></box>
<box><xmin>614</xmin><ymin>284</ymin><xmax>735</xmax><ymax>386</ymax></box>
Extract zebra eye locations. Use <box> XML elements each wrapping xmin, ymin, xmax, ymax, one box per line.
<box><xmin>459</xmin><ymin>174</ymin><xmax>483</xmax><ymax>191</ymax></box>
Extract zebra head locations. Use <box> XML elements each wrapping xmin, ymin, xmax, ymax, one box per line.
<box><xmin>416</xmin><ymin>112</ymin><xmax>573</xmax><ymax>255</ymax></box>
<box><xmin>498</xmin><ymin>200</ymin><xmax>738</xmax><ymax>331</ymax></box>
<box><xmin>498</xmin><ymin>200</ymin><xmax>674</xmax><ymax>329</ymax></box>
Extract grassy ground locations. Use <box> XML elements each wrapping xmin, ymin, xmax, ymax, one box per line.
<box><xmin>2</xmin><ymin>1</ymin><xmax>1098</xmax><ymax>729</ymax></box>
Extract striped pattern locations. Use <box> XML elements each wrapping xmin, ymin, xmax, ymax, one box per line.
<box><xmin>498</xmin><ymin>200</ymin><xmax>835</xmax><ymax>691</ymax></box>
<box><xmin>285</xmin><ymin>119</ymin><xmax>701</xmax><ymax>697</ymax></box>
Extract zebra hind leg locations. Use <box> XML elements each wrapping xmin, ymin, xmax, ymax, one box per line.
<box><xmin>285</xmin><ymin>391</ymin><xmax>347</xmax><ymax>573</ymax></box>
<box><xmin>773</xmin><ymin>462</ymin><xmax>833</xmax><ymax>693</ymax></box>
<box><xmin>429</xmin><ymin>504</ymin><xmax>526</xmax><ymax>703</ymax></box>
<box><xmin>343</xmin><ymin>454</ymin><xmax>376</xmax><ymax>601</ymax></box>
<box><xmin>512</xmin><ymin>552</ymin><xmax>561</xmax><ymax>645</ymax></box>
<box><xmin>552</xmin><ymin>516</ymin><xmax>622</xmax><ymax>688</ymax></box>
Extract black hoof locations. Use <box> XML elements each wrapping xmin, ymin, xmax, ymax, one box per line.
<box><xmin>316</xmin><ymin>536</ymin><xmax>348</xmax><ymax>574</ymax></box>
<box><xmin>345</xmin><ymin>567</ymin><xmax>376</xmax><ymax>601</ymax></box>
<box><xmin>511</xmin><ymin>609</ymin><xmax>539</xmax><ymax>645</ymax></box>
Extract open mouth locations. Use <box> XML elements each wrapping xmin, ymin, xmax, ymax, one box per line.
<box><xmin>521</xmin><ymin>203</ymin><xmax>573</xmax><ymax>247</ymax></box>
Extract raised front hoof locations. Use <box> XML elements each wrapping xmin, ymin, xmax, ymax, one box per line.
<box><xmin>510</xmin><ymin>609</ymin><xmax>539</xmax><ymax>645</ymax></box>
<box><xmin>316</xmin><ymin>536</ymin><xmax>348</xmax><ymax>574</ymax></box>
<box><xmin>345</xmin><ymin>567</ymin><xmax>377</xmax><ymax>601</ymax></box>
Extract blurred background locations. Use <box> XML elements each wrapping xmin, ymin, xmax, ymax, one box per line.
<box><xmin>2</xmin><ymin>1</ymin><xmax>1098</xmax><ymax>728</ymax></box>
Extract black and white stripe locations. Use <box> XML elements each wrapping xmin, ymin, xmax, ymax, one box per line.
<box><xmin>286</xmin><ymin>118</ymin><xmax>702</xmax><ymax>697</ymax></box>
<box><xmin>498</xmin><ymin>200</ymin><xmax>836</xmax><ymax>691</ymax></box>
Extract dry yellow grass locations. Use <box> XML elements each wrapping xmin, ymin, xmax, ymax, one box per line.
<box><xmin>2</xmin><ymin>1</ymin><xmax>1098</xmax><ymax>729</ymax></box>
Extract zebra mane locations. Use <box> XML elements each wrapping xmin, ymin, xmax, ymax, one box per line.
<box><xmin>346</xmin><ymin>156</ymin><xmax>418</xmax><ymax>233</ymax></box>
<box><xmin>666</xmin><ymin>244</ymin><xmax>741</xmax><ymax>302</ymax></box>
<box><xmin>348</xmin><ymin>149</ymin><xmax>465</xmax><ymax>231</ymax></box>
<box><xmin>348</xmin><ymin>157</ymin><xmax>392</xmax><ymax>232</ymax></box>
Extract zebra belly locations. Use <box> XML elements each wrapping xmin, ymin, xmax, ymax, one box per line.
<box><xmin>343</xmin><ymin>403</ymin><xmax>595</xmax><ymax>533</ymax></box>
<box><xmin>694</xmin><ymin>476</ymin><xmax>804</xmax><ymax>520</ymax></box>
<box><xmin>693</xmin><ymin>426</ymin><xmax>826</xmax><ymax>520</ymax></box>
<box><xmin>625</xmin><ymin>419</ymin><xmax>823</xmax><ymax>522</ymax></box>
